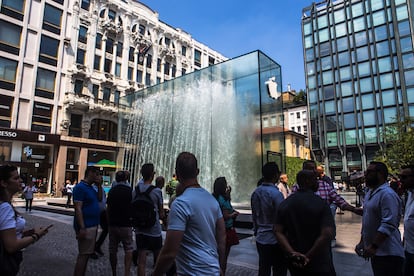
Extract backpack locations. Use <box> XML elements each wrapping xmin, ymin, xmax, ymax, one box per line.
<box><xmin>130</xmin><ymin>185</ymin><xmax>157</xmax><ymax>228</ymax></box>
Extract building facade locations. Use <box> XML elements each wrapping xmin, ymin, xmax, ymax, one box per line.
<box><xmin>0</xmin><ymin>0</ymin><xmax>226</xmax><ymax>193</ymax></box>
<box><xmin>302</xmin><ymin>0</ymin><xmax>414</xmax><ymax>180</ymax></box>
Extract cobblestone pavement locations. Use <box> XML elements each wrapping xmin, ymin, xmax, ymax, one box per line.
<box><xmin>15</xmin><ymin>207</ymin><xmax>383</xmax><ymax>276</ymax></box>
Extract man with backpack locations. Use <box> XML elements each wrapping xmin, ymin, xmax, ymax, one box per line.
<box><xmin>132</xmin><ymin>163</ymin><xmax>164</xmax><ymax>276</ymax></box>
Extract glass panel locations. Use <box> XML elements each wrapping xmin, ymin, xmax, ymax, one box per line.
<box><xmin>322</xmin><ymin>71</ymin><xmax>333</xmax><ymax>85</ymax></box>
<box><xmin>407</xmin><ymin>87</ymin><xmax>414</xmax><ymax>104</ymax></box>
<box><xmin>372</xmin><ymin>10</ymin><xmax>386</xmax><ymax>26</ymax></box>
<box><xmin>358</xmin><ymin>61</ymin><xmax>370</xmax><ymax>77</ymax></box>
<box><xmin>364</xmin><ymin>127</ymin><xmax>377</xmax><ymax>143</ymax></box>
<box><xmin>400</xmin><ymin>37</ymin><xmax>413</xmax><ymax>53</ymax></box>
<box><xmin>378</xmin><ymin>56</ymin><xmax>392</xmax><ymax>73</ymax></box>
<box><xmin>305</xmin><ymin>35</ymin><xmax>313</xmax><ymax>48</ymax></box>
<box><xmin>376</xmin><ymin>40</ymin><xmax>390</xmax><ymax>57</ymax></box>
<box><xmin>303</xmin><ymin>23</ymin><xmax>312</xmax><ymax>36</ymax></box>
<box><xmin>354</xmin><ymin>31</ymin><xmax>367</xmax><ymax>47</ymax></box>
<box><xmin>0</xmin><ymin>20</ymin><xmax>21</xmax><ymax>46</ymax></box>
<box><xmin>336</xmin><ymin>36</ymin><xmax>349</xmax><ymax>52</ymax></box>
<box><xmin>318</xmin><ymin>15</ymin><xmax>328</xmax><ymax>29</ymax></box>
<box><xmin>342</xmin><ymin>97</ymin><xmax>354</xmax><ymax>113</ymax></box>
<box><xmin>356</xmin><ymin>46</ymin><xmax>369</xmax><ymax>62</ymax></box>
<box><xmin>361</xmin><ymin>94</ymin><xmax>374</xmax><ymax>109</ymax></box>
<box><xmin>319</xmin><ymin>28</ymin><xmax>329</xmax><ymax>43</ymax></box>
<box><xmin>352</xmin><ymin>3</ymin><xmax>364</xmax><ymax>17</ymax></box>
<box><xmin>341</xmin><ymin>81</ymin><xmax>353</xmax><ymax>97</ymax></box>
<box><xmin>405</xmin><ymin>70</ymin><xmax>414</xmax><ymax>86</ymax></box>
<box><xmin>334</xmin><ymin>9</ymin><xmax>345</xmax><ymax>23</ymax></box>
<box><xmin>379</xmin><ymin>73</ymin><xmax>393</xmax><ymax>89</ymax></box>
<box><xmin>345</xmin><ymin>129</ymin><xmax>357</xmax><ymax>145</ymax></box>
<box><xmin>396</xmin><ymin>5</ymin><xmax>408</xmax><ymax>21</ymax></box>
<box><xmin>381</xmin><ymin>90</ymin><xmax>395</xmax><ymax>106</ymax></box>
<box><xmin>363</xmin><ymin>110</ymin><xmax>376</xmax><ymax>126</ymax></box>
<box><xmin>327</xmin><ymin>132</ymin><xmax>337</xmax><ymax>147</ymax></box>
<box><xmin>44</xmin><ymin>4</ymin><xmax>62</xmax><ymax>27</ymax></box>
<box><xmin>36</xmin><ymin>68</ymin><xmax>56</xmax><ymax>91</ymax></box>
<box><xmin>325</xmin><ymin>100</ymin><xmax>335</xmax><ymax>115</ymax></box>
<box><xmin>335</xmin><ymin>22</ymin><xmax>347</xmax><ymax>38</ymax></box>
<box><xmin>353</xmin><ymin>17</ymin><xmax>365</xmax><ymax>32</ymax></box>
<box><xmin>0</xmin><ymin>57</ymin><xmax>17</xmax><ymax>82</ymax></box>
<box><xmin>321</xmin><ymin>56</ymin><xmax>332</xmax><ymax>71</ymax></box>
<box><xmin>383</xmin><ymin>107</ymin><xmax>397</xmax><ymax>124</ymax></box>
<box><xmin>344</xmin><ymin>113</ymin><xmax>356</xmax><ymax>129</ymax></box>
<box><xmin>340</xmin><ymin>67</ymin><xmax>351</xmax><ymax>81</ymax></box>
<box><xmin>398</xmin><ymin>20</ymin><xmax>410</xmax><ymax>37</ymax></box>
<box><xmin>370</xmin><ymin>0</ymin><xmax>384</xmax><ymax>11</ymax></box>
<box><xmin>374</xmin><ymin>25</ymin><xmax>388</xmax><ymax>41</ymax></box>
<box><xmin>360</xmin><ymin>78</ymin><xmax>372</xmax><ymax>93</ymax></box>
<box><xmin>402</xmin><ymin>53</ymin><xmax>414</xmax><ymax>69</ymax></box>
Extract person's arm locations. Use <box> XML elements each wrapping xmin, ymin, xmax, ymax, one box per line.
<box><xmin>216</xmin><ymin>217</ymin><xmax>226</xmax><ymax>273</ymax></box>
<box><xmin>1</xmin><ymin>226</ymin><xmax>50</xmax><ymax>253</ymax></box>
<box><xmin>274</xmin><ymin>224</ymin><xmax>309</xmax><ymax>266</ymax></box>
<box><xmin>328</xmin><ymin>184</ymin><xmax>363</xmax><ymax>215</ymax></box>
<box><xmin>250</xmin><ymin>193</ymin><xmax>257</xmax><ymax>236</ymax></box>
<box><xmin>74</xmin><ymin>200</ymin><xmax>87</xmax><ymax>238</ymax></box>
<box><xmin>305</xmin><ymin>225</ymin><xmax>334</xmax><ymax>259</ymax></box>
<box><xmin>153</xmin><ymin>230</ymin><xmax>184</xmax><ymax>276</ymax></box>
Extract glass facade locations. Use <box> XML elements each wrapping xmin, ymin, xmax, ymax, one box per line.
<box><xmin>119</xmin><ymin>51</ymin><xmax>283</xmax><ymax>204</ymax></box>
<box><xmin>302</xmin><ymin>0</ymin><xmax>413</xmax><ymax>178</ymax></box>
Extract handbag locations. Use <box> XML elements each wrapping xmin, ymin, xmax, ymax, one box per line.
<box><xmin>226</xmin><ymin>227</ymin><xmax>239</xmax><ymax>246</ymax></box>
<box><xmin>0</xmin><ymin>241</ymin><xmax>23</xmax><ymax>276</ymax></box>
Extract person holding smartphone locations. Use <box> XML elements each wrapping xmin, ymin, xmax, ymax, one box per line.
<box><xmin>0</xmin><ymin>165</ymin><xmax>51</xmax><ymax>276</ymax></box>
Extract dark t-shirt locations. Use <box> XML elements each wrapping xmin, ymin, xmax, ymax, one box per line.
<box><xmin>276</xmin><ymin>190</ymin><xmax>335</xmax><ymax>274</ymax></box>
<box><xmin>107</xmin><ymin>184</ymin><xmax>132</xmax><ymax>227</ymax></box>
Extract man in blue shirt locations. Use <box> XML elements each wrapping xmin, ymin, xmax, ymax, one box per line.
<box><xmin>356</xmin><ymin>161</ymin><xmax>404</xmax><ymax>276</ymax></box>
<box><xmin>251</xmin><ymin>162</ymin><xmax>287</xmax><ymax>276</ymax></box>
<box><xmin>153</xmin><ymin>152</ymin><xmax>226</xmax><ymax>276</ymax></box>
<box><xmin>72</xmin><ymin>166</ymin><xmax>103</xmax><ymax>276</ymax></box>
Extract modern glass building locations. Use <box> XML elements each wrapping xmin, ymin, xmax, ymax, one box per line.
<box><xmin>302</xmin><ymin>0</ymin><xmax>414</xmax><ymax>179</ymax></box>
<box><xmin>119</xmin><ymin>51</ymin><xmax>284</xmax><ymax>204</ymax></box>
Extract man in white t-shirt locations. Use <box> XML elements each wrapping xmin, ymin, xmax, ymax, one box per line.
<box><xmin>400</xmin><ymin>165</ymin><xmax>414</xmax><ymax>276</ymax></box>
<box><xmin>153</xmin><ymin>152</ymin><xmax>226</xmax><ymax>276</ymax></box>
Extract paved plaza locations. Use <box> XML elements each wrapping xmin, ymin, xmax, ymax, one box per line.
<box><xmin>12</xmin><ymin>199</ymin><xmax>383</xmax><ymax>276</ymax></box>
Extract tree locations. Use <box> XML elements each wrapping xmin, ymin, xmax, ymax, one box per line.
<box><xmin>293</xmin><ymin>90</ymin><xmax>307</xmax><ymax>105</ymax></box>
<box><xmin>375</xmin><ymin>117</ymin><xmax>414</xmax><ymax>174</ymax></box>
<box><xmin>285</xmin><ymin>156</ymin><xmax>307</xmax><ymax>186</ymax></box>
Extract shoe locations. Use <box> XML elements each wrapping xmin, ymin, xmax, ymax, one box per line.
<box><xmin>90</xmin><ymin>253</ymin><xmax>99</xmax><ymax>259</ymax></box>
<box><xmin>95</xmin><ymin>248</ymin><xmax>104</xmax><ymax>256</ymax></box>
<box><xmin>331</xmin><ymin>240</ymin><xmax>336</xmax><ymax>248</ymax></box>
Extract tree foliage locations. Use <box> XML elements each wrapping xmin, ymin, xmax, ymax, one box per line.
<box><xmin>376</xmin><ymin>117</ymin><xmax>414</xmax><ymax>173</ymax></box>
<box><xmin>285</xmin><ymin>156</ymin><xmax>307</xmax><ymax>186</ymax></box>
<box><xmin>293</xmin><ymin>90</ymin><xmax>307</xmax><ymax>105</ymax></box>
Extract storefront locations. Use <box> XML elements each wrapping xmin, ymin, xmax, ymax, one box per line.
<box><xmin>0</xmin><ymin>127</ymin><xmax>60</xmax><ymax>194</ymax></box>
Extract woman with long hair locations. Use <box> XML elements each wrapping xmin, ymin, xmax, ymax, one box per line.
<box><xmin>212</xmin><ymin>176</ymin><xmax>240</xmax><ymax>274</ymax></box>
<box><xmin>0</xmin><ymin>165</ymin><xmax>51</xmax><ymax>275</ymax></box>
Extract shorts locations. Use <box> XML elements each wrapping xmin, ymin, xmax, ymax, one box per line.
<box><xmin>136</xmin><ymin>234</ymin><xmax>162</xmax><ymax>251</ymax></box>
<box><xmin>109</xmin><ymin>226</ymin><xmax>134</xmax><ymax>253</ymax></box>
<box><xmin>77</xmin><ymin>226</ymin><xmax>97</xmax><ymax>255</ymax></box>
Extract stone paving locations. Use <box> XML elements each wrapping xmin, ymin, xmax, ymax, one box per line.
<box><xmin>14</xmin><ymin>204</ymin><xmax>387</xmax><ymax>276</ymax></box>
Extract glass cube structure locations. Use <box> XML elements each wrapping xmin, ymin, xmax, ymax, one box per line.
<box><xmin>119</xmin><ymin>50</ymin><xmax>284</xmax><ymax>204</ymax></box>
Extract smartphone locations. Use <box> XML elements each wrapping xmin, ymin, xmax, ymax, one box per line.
<box><xmin>46</xmin><ymin>224</ymin><xmax>54</xmax><ymax>230</ymax></box>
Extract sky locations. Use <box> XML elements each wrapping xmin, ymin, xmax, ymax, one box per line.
<box><xmin>139</xmin><ymin>0</ymin><xmax>315</xmax><ymax>92</ymax></box>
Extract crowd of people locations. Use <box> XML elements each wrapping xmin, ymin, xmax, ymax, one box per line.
<box><xmin>2</xmin><ymin>155</ymin><xmax>414</xmax><ymax>276</ymax></box>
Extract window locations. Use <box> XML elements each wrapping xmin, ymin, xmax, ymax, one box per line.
<box><xmin>345</xmin><ymin>130</ymin><xmax>357</xmax><ymax>145</ymax></box>
<box><xmin>43</xmin><ymin>4</ymin><xmax>62</xmax><ymax>34</ymax></box>
<box><xmin>95</xmin><ymin>33</ymin><xmax>102</xmax><ymax>49</ymax></box>
<box><xmin>103</xmin><ymin>87</ymin><xmax>111</xmax><ymax>103</ymax></box>
<box><xmin>114</xmin><ymin>90</ymin><xmax>120</xmax><ymax>105</ymax></box>
<box><xmin>146</xmin><ymin>54</ymin><xmax>152</xmax><ymax>68</ymax></box>
<box><xmin>129</xmin><ymin>47</ymin><xmax>135</xmax><ymax>62</ymax></box>
<box><xmin>400</xmin><ymin>37</ymin><xmax>413</xmax><ymax>53</ymax></box>
<box><xmin>39</xmin><ymin>35</ymin><xmax>59</xmax><ymax>66</ymax></box>
<box><xmin>115</xmin><ymin>63</ymin><xmax>121</xmax><ymax>77</ymax></box>
<box><xmin>209</xmin><ymin>57</ymin><xmax>215</xmax><ymax>66</ymax></box>
<box><xmin>127</xmin><ymin>67</ymin><xmax>133</xmax><ymax>80</ymax></box>
<box><xmin>137</xmin><ymin>70</ymin><xmax>143</xmax><ymax>83</ymax></box>
<box><xmin>74</xmin><ymin>80</ymin><xmax>83</xmax><ymax>95</ymax></box>
<box><xmin>32</xmin><ymin>102</ymin><xmax>52</xmax><ymax>133</ymax></box>
<box><xmin>164</xmin><ymin>62</ymin><xmax>170</xmax><ymax>75</ymax></box>
<box><xmin>76</xmin><ymin>49</ymin><xmax>85</xmax><ymax>65</ymax></box>
<box><xmin>379</xmin><ymin>73</ymin><xmax>394</xmax><ymax>89</ymax></box>
<box><xmin>374</xmin><ymin>25</ymin><xmax>388</xmax><ymax>42</ymax></box>
<box><xmin>94</xmin><ymin>55</ymin><xmax>100</xmax><ymax>70</ymax></box>
<box><xmin>361</xmin><ymin>94</ymin><xmax>375</xmax><ymax>109</ymax></box>
<box><xmin>145</xmin><ymin>73</ymin><xmax>151</xmax><ymax>86</ymax></box>
<box><xmin>342</xmin><ymin>97</ymin><xmax>354</xmax><ymax>113</ymax></box>
<box><xmin>194</xmin><ymin>49</ymin><xmax>201</xmax><ymax>67</ymax></box>
<box><xmin>0</xmin><ymin>20</ymin><xmax>21</xmax><ymax>54</ymax></box>
<box><xmin>157</xmin><ymin>58</ymin><xmax>161</xmax><ymax>72</ymax></box>
<box><xmin>108</xmin><ymin>10</ymin><xmax>116</xmax><ymax>21</ymax></box>
<box><xmin>92</xmin><ymin>84</ymin><xmax>99</xmax><ymax>101</ymax></box>
<box><xmin>116</xmin><ymin>42</ymin><xmax>123</xmax><ymax>57</ymax></box>
<box><xmin>104</xmin><ymin>58</ymin><xmax>111</xmax><ymax>73</ymax></box>
<box><xmin>80</xmin><ymin>0</ymin><xmax>90</xmax><ymax>11</ymax></box>
<box><xmin>35</xmin><ymin>68</ymin><xmax>56</xmax><ymax>99</ymax></box>
<box><xmin>402</xmin><ymin>53</ymin><xmax>414</xmax><ymax>69</ymax></box>
<box><xmin>182</xmin><ymin>46</ymin><xmax>187</xmax><ymax>56</ymax></box>
<box><xmin>69</xmin><ymin>114</ymin><xmax>82</xmax><ymax>137</ymax></box>
<box><xmin>0</xmin><ymin>95</ymin><xmax>13</xmax><ymax>128</ymax></box>
<box><xmin>363</xmin><ymin>110</ymin><xmax>376</xmax><ymax>126</ymax></box>
<box><xmin>372</xmin><ymin>10</ymin><xmax>386</xmax><ymax>26</ymax></box>
<box><xmin>0</xmin><ymin>57</ymin><xmax>18</xmax><ymax>90</ymax></box>
<box><xmin>1</xmin><ymin>0</ymin><xmax>25</xmax><ymax>20</ymax></box>
<box><xmin>78</xmin><ymin>26</ymin><xmax>87</xmax><ymax>44</ymax></box>
<box><xmin>106</xmin><ymin>38</ymin><xmax>113</xmax><ymax>54</ymax></box>
<box><xmin>89</xmin><ymin>119</ymin><xmax>117</xmax><ymax>142</ymax></box>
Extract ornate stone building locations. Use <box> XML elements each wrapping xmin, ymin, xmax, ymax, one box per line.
<box><xmin>0</xmin><ymin>0</ymin><xmax>226</xmax><ymax>193</ymax></box>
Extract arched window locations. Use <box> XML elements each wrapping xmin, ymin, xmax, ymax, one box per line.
<box><xmin>89</xmin><ymin>119</ymin><xmax>117</xmax><ymax>142</ymax></box>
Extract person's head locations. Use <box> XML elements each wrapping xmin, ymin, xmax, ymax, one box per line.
<box><xmin>262</xmin><ymin>162</ymin><xmax>281</xmax><ymax>184</ymax></box>
<box><xmin>175</xmin><ymin>152</ymin><xmax>199</xmax><ymax>182</ymax></box>
<box><xmin>84</xmin><ymin>166</ymin><xmax>101</xmax><ymax>184</ymax></box>
<box><xmin>296</xmin><ymin>169</ymin><xmax>318</xmax><ymax>192</ymax></box>
<box><xmin>316</xmin><ymin>166</ymin><xmax>325</xmax><ymax>177</ymax></box>
<box><xmin>115</xmin><ymin>170</ymin><xmax>128</xmax><ymax>182</ymax></box>
<box><xmin>302</xmin><ymin>160</ymin><xmax>316</xmax><ymax>171</ymax></box>
<box><xmin>365</xmin><ymin>161</ymin><xmax>388</xmax><ymax>188</ymax></box>
<box><xmin>279</xmin><ymin>174</ymin><xmax>288</xmax><ymax>184</ymax></box>
<box><xmin>399</xmin><ymin>165</ymin><xmax>414</xmax><ymax>190</ymax></box>
<box><xmin>155</xmin><ymin>176</ymin><xmax>165</xmax><ymax>189</ymax></box>
<box><xmin>0</xmin><ymin>165</ymin><xmax>22</xmax><ymax>200</ymax></box>
<box><xmin>213</xmin><ymin>177</ymin><xmax>227</xmax><ymax>198</ymax></box>
<box><xmin>140</xmin><ymin>163</ymin><xmax>155</xmax><ymax>181</ymax></box>
<box><xmin>65</xmin><ymin>179</ymin><xmax>71</xmax><ymax>185</ymax></box>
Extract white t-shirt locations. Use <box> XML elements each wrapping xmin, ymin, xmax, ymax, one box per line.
<box><xmin>23</xmin><ymin>186</ymin><xmax>37</xmax><ymax>200</ymax></box>
<box><xmin>0</xmin><ymin>202</ymin><xmax>26</xmax><ymax>238</ymax></box>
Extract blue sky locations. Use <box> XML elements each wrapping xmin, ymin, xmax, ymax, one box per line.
<box><xmin>139</xmin><ymin>0</ymin><xmax>315</xmax><ymax>92</ymax></box>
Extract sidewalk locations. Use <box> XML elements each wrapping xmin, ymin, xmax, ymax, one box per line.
<box><xmin>15</xmin><ymin>205</ymin><xmax>378</xmax><ymax>276</ymax></box>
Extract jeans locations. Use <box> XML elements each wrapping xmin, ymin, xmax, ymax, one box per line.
<box><xmin>371</xmin><ymin>255</ymin><xmax>403</xmax><ymax>276</ymax></box>
<box><xmin>25</xmin><ymin>198</ymin><xmax>33</xmax><ymax>211</ymax></box>
<box><xmin>256</xmin><ymin>242</ymin><xmax>287</xmax><ymax>276</ymax></box>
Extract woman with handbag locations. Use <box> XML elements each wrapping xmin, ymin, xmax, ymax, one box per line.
<box><xmin>0</xmin><ymin>165</ymin><xmax>51</xmax><ymax>276</ymax></box>
<box><xmin>212</xmin><ymin>176</ymin><xmax>240</xmax><ymax>274</ymax></box>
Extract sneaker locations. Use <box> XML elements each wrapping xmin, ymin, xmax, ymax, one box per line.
<box><xmin>95</xmin><ymin>248</ymin><xmax>104</xmax><ymax>256</ymax></box>
<box><xmin>90</xmin><ymin>253</ymin><xmax>99</xmax><ymax>259</ymax></box>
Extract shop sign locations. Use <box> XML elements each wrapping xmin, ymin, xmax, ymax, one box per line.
<box><xmin>0</xmin><ymin>130</ymin><xmax>17</xmax><ymax>138</ymax></box>
<box><xmin>0</xmin><ymin>127</ymin><xmax>60</xmax><ymax>144</ymax></box>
